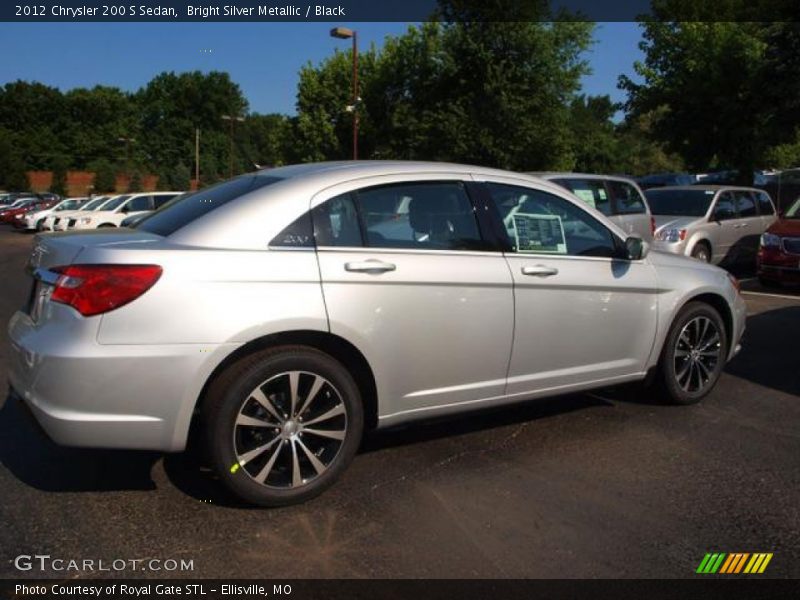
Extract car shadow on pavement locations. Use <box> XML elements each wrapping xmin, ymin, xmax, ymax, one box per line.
<box><xmin>359</xmin><ymin>393</ymin><xmax>612</xmax><ymax>453</ymax></box>
<box><xmin>162</xmin><ymin>393</ymin><xmax>614</xmax><ymax>508</ymax></box>
<box><xmin>0</xmin><ymin>393</ymin><xmax>160</xmax><ymax>492</ymax></box>
<box><xmin>725</xmin><ymin>305</ymin><xmax>800</xmax><ymax>398</ymax></box>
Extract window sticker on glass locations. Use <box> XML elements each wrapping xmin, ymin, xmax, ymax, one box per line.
<box><xmin>573</xmin><ymin>189</ymin><xmax>596</xmax><ymax>208</ymax></box>
<box><xmin>598</xmin><ymin>188</ymin><xmax>607</xmax><ymax>200</ymax></box>
<box><xmin>512</xmin><ymin>213</ymin><xmax>567</xmax><ymax>254</ymax></box>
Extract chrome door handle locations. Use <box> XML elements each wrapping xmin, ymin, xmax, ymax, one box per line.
<box><xmin>734</xmin><ymin>223</ymin><xmax>749</xmax><ymax>229</ymax></box>
<box><xmin>521</xmin><ymin>265</ymin><xmax>559</xmax><ymax>277</ymax></box>
<box><xmin>345</xmin><ymin>260</ymin><xmax>396</xmax><ymax>274</ymax></box>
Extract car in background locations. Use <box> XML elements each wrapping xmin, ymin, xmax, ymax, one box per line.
<box><xmin>48</xmin><ymin>196</ymin><xmax>112</xmax><ymax>231</ymax></box>
<box><xmin>636</xmin><ymin>173</ymin><xmax>696</xmax><ymax>190</ymax></box>
<box><xmin>0</xmin><ymin>192</ymin><xmax>37</xmax><ymax>206</ymax></box>
<box><xmin>19</xmin><ymin>197</ymin><xmax>87</xmax><ymax>232</ymax></box>
<box><xmin>69</xmin><ymin>192</ymin><xmax>183</xmax><ymax>229</ymax></box>
<box><xmin>757</xmin><ymin>197</ymin><xmax>800</xmax><ymax>286</ymax></box>
<box><xmin>647</xmin><ymin>186</ymin><xmax>777</xmax><ymax>264</ymax></box>
<box><xmin>0</xmin><ymin>198</ymin><xmax>55</xmax><ymax>224</ymax></box>
<box><xmin>757</xmin><ymin>168</ymin><xmax>800</xmax><ymax>216</ymax></box>
<box><xmin>535</xmin><ymin>173</ymin><xmax>654</xmax><ymax>241</ymax></box>
<box><xmin>8</xmin><ymin>162</ymin><xmax>745</xmax><ymax>506</ymax></box>
<box><xmin>120</xmin><ymin>193</ymin><xmax>186</xmax><ymax>228</ymax></box>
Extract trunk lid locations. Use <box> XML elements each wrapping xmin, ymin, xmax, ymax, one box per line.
<box><xmin>28</xmin><ymin>230</ymin><xmax>164</xmax><ymax>272</ymax></box>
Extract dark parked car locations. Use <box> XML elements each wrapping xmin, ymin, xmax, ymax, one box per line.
<box><xmin>637</xmin><ymin>173</ymin><xmax>696</xmax><ymax>190</ymax></box>
<box><xmin>757</xmin><ymin>196</ymin><xmax>800</xmax><ymax>286</ymax></box>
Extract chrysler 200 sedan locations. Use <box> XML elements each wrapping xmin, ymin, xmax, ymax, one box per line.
<box><xmin>8</xmin><ymin>162</ymin><xmax>746</xmax><ymax>506</ymax></box>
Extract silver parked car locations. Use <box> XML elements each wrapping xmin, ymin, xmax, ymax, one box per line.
<box><xmin>533</xmin><ymin>173</ymin><xmax>655</xmax><ymax>242</ymax></box>
<box><xmin>8</xmin><ymin>162</ymin><xmax>746</xmax><ymax>506</ymax></box>
<box><xmin>647</xmin><ymin>185</ymin><xmax>778</xmax><ymax>264</ymax></box>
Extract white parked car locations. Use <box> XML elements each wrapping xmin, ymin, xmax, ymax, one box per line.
<box><xmin>69</xmin><ymin>192</ymin><xmax>183</xmax><ymax>230</ymax></box>
<box><xmin>22</xmin><ymin>198</ymin><xmax>87</xmax><ymax>232</ymax></box>
<box><xmin>47</xmin><ymin>196</ymin><xmax>112</xmax><ymax>231</ymax></box>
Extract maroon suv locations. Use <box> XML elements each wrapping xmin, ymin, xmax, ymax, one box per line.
<box><xmin>757</xmin><ymin>198</ymin><xmax>800</xmax><ymax>286</ymax></box>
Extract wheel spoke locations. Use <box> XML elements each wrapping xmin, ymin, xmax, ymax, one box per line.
<box><xmin>237</xmin><ymin>436</ymin><xmax>280</xmax><ymax>466</ymax></box>
<box><xmin>291</xmin><ymin>440</ymin><xmax>303</xmax><ymax>487</ymax></box>
<box><xmin>288</xmin><ymin>372</ymin><xmax>299</xmax><ymax>417</ymax></box>
<box><xmin>253</xmin><ymin>442</ymin><xmax>283</xmax><ymax>483</ymax></box>
<box><xmin>251</xmin><ymin>388</ymin><xmax>284</xmax><ymax>423</ymax></box>
<box><xmin>303</xmin><ymin>403</ymin><xmax>345</xmax><ymax>426</ymax></box>
<box><xmin>236</xmin><ymin>413</ymin><xmax>274</xmax><ymax>428</ymax></box>
<box><xmin>696</xmin><ymin>358</ymin><xmax>711</xmax><ymax>382</ymax></box>
<box><xmin>303</xmin><ymin>427</ymin><xmax>346</xmax><ymax>441</ymax></box>
<box><xmin>296</xmin><ymin>375</ymin><xmax>325</xmax><ymax>419</ymax></box>
<box><xmin>699</xmin><ymin>333</ymin><xmax>720</xmax><ymax>352</ymax></box>
<box><xmin>296</xmin><ymin>438</ymin><xmax>327</xmax><ymax>475</ymax></box>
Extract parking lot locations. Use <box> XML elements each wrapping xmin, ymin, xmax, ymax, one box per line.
<box><xmin>0</xmin><ymin>226</ymin><xmax>798</xmax><ymax>579</ymax></box>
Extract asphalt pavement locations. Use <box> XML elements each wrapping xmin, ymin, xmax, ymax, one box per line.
<box><xmin>0</xmin><ymin>227</ymin><xmax>798</xmax><ymax>579</ymax></box>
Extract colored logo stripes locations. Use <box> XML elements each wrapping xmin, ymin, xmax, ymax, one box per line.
<box><xmin>696</xmin><ymin>552</ymin><xmax>773</xmax><ymax>574</ymax></box>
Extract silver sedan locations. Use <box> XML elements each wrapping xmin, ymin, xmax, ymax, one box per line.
<box><xmin>8</xmin><ymin>162</ymin><xmax>746</xmax><ymax>506</ymax></box>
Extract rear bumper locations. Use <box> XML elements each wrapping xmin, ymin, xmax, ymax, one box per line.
<box><xmin>7</xmin><ymin>309</ymin><xmax>232</xmax><ymax>452</ymax></box>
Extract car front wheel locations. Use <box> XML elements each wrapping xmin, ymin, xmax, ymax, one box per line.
<box><xmin>655</xmin><ymin>302</ymin><xmax>728</xmax><ymax>405</ymax></box>
<box><xmin>203</xmin><ymin>346</ymin><xmax>363</xmax><ymax>506</ymax></box>
<box><xmin>691</xmin><ymin>243</ymin><xmax>711</xmax><ymax>262</ymax></box>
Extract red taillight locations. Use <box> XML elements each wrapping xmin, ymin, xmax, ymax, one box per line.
<box><xmin>650</xmin><ymin>216</ymin><xmax>656</xmax><ymax>236</ymax></box>
<box><xmin>50</xmin><ymin>264</ymin><xmax>162</xmax><ymax>317</ymax></box>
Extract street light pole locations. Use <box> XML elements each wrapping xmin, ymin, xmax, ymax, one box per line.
<box><xmin>221</xmin><ymin>114</ymin><xmax>245</xmax><ymax>179</ymax></box>
<box><xmin>330</xmin><ymin>26</ymin><xmax>359</xmax><ymax>160</ymax></box>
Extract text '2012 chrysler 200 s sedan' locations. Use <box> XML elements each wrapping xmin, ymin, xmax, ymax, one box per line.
<box><xmin>7</xmin><ymin>162</ymin><xmax>746</xmax><ymax>506</ymax></box>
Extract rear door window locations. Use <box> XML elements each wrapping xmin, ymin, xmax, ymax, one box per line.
<box><xmin>354</xmin><ymin>181</ymin><xmax>487</xmax><ymax>251</ymax></box>
<box><xmin>552</xmin><ymin>178</ymin><xmax>611</xmax><ymax>216</ymax></box>
<box><xmin>608</xmin><ymin>180</ymin><xmax>647</xmax><ymax>214</ymax></box>
<box><xmin>756</xmin><ymin>191</ymin><xmax>775</xmax><ymax>216</ymax></box>
<box><xmin>734</xmin><ymin>191</ymin><xmax>758</xmax><ymax>217</ymax></box>
<box><xmin>126</xmin><ymin>195</ymin><xmax>153</xmax><ymax>212</ymax></box>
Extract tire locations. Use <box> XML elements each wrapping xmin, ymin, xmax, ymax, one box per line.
<box><xmin>98</xmin><ymin>223</ymin><xmax>116</xmax><ymax>228</ymax></box>
<box><xmin>691</xmin><ymin>242</ymin><xmax>711</xmax><ymax>263</ymax></box>
<box><xmin>654</xmin><ymin>301</ymin><xmax>728</xmax><ymax>405</ymax></box>
<box><xmin>202</xmin><ymin>346</ymin><xmax>364</xmax><ymax>506</ymax></box>
<box><xmin>36</xmin><ymin>219</ymin><xmax>45</xmax><ymax>232</ymax></box>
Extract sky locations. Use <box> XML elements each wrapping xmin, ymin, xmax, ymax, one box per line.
<box><xmin>0</xmin><ymin>22</ymin><xmax>643</xmax><ymax>116</ymax></box>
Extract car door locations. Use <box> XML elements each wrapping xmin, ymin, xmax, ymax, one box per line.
<box><xmin>709</xmin><ymin>192</ymin><xmax>739</xmax><ymax>263</ymax></box>
<box><xmin>607</xmin><ymin>178</ymin><xmax>653</xmax><ymax>242</ymax></box>
<box><xmin>732</xmin><ymin>190</ymin><xmax>763</xmax><ymax>262</ymax></box>
<box><xmin>755</xmin><ymin>190</ymin><xmax>778</xmax><ymax>233</ymax></box>
<box><xmin>313</xmin><ymin>177</ymin><xmax>515</xmax><ymax>420</ymax></box>
<box><xmin>478</xmin><ymin>178</ymin><xmax>659</xmax><ymax>395</ymax></box>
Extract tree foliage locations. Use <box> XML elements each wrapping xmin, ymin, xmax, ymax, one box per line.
<box><xmin>621</xmin><ymin>6</ymin><xmax>800</xmax><ymax>180</ymax></box>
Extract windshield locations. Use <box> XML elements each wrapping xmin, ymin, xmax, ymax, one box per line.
<box><xmin>99</xmin><ymin>195</ymin><xmax>131</xmax><ymax>211</ymax></box>
<box><xmin>645</xmin><ymin>189</ymin><xmax>715</xmax><ymax>217</ymax></box>
<box><xmin>785</xmin><ymin>198</ymin><xmax>800</xmax><ymax>219</ymax></box>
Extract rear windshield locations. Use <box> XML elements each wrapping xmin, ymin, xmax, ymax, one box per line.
<box><xmin>138</xmin><ymin>175</ymin><xmax>283</xmax><ymax>237</ymax></box>
<box><xmin>645</xmin><ymin>189</ymin><xmax>715</xmax><ymax>217</ymax></box>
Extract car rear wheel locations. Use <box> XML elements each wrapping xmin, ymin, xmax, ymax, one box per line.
<box><xmin>691</xmin><ymin>243</ymin><xmax>711</xmax><ymax>263</ymax></box>
<box><xmin>655</xmin><ymin>302</ymin><xmax>727</xmax><ymax>405</ymax></box>
<box><xmin>202</xmin><ymin>346</ymin><xmax>363</xmax><ymax>506</ymax></box>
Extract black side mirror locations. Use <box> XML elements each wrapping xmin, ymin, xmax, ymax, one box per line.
<box><xmin>625</xmin><ymin>236</ymin><xmax>648</xmax><ymax>260</ymax></box>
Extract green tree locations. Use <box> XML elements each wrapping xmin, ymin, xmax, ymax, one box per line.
<box><xmin>50</xmin><ymin>157</ymin><xmax>68</xmax><ymax>196</ymax></box>
<box><xmin>90</xmin><ymin>158</ymin><xmax>117</xmax><ymax>193</ymax></box>
<box><xmin>128</xmin><ymin>171</ymin><xmax>143</xmax><ymax>192</ymax></box>
<box><xmin>567</xmin><ymin>95</ymin><xmax>620</xmax><ymax>173</ymax></box>
<box><xmin>166</xmin><ymin>162</ymin><xmax>192</xmax><ymax>190</ymax></box>
<box><xmin>620</xmin><ymin>9</ymin><xmax>800</xmax><ymax>180</ymax></box>
<box><xmin>295</xmin><ymin>18</ymin><xmax>593</xmax><ymax>170</ymax></box>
